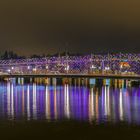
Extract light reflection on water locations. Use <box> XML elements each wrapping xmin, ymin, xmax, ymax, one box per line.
<box><xmin>0</xmin><ymin>80</ymin><xmax>140</xmax><ymax>125</ymax></box>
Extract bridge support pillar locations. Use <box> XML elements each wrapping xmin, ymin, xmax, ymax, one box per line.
<box><xmin>83</xmin><ymin>78</ymin><xmax>89</xmax><ymax>87</ymax></box>
<box><xmin>103</xmin><ymin>79</ymin><xmax>110</xmax><ymax>86</ymax></box>
<box><xmin>78</xmin><ymin>78</ymin><xmax>81</xmax><ymax>86</ymax></box>
<box><xmin>17</xmin><ymin>77</ymin><xmax>24</xmax><ymax>85</ymax></box>
<box><xmin>52</xmin><ymin>78</ymin><xmax>57</xmax><ymax>86</ymax></box>
<box><xmin>89</xmin><ymin>78</ymin><xmax>96</xmax><ymax>87</ymax></box>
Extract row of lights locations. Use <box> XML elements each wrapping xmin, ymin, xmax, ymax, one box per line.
<box><xmin>90</xmin><ymin>65</ymin><xmax>110</xmax><ymax>70</ymax></box>
<box><xmin>7</xmin><ymin>64</ymin><xmax>129</xmax><ymax>72</ymax></box>
<box><xmin>7</xmin><ymin>65</ymin><xmax>70</xmax><ymax>73</ymax></box>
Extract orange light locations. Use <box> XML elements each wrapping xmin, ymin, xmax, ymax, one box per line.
<box><xmin>120</xmin><ymin>62</ymin><xmax>130</xmax><ymax>67</ymax></box>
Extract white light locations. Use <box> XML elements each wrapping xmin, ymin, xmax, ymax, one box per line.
<box><xmin>120</xmin><ymin>65</ymin><xmax>123</xmax><ymax>69</ymax></box>
<box><xmin>27</xmin><ymin>66</ymin><xmax>30</xmax><ymax>69</ymax></box>
<box><xmin>33</xmin><ymin>68</ymin><xmax>37</xmax><ymax>71</ymax></box>
<box><xmin>7</xmin><ymin>69</ymin><xmax>11</xmax><ymax>72</ymax></box>
<box><xmin>67</xmin><ymin>65</ymin><xmax>69</xmax><ymax>70</ymax></box>
<box><xmin>105</xmin><ymin>67</ymin><xmax>110</xmax><ymax>70</ymax></box>
<box><xmin>11</xmin><ymin>67</ymin><xmax>14</xmax><ymax>70</ymax></box>
<box><xmin>91</xmin><ymin>65</ymin><xmax>96</xmax><ymax>69</ymax></box>
<box><xmin>46</xmin><ymin>65</ymin><xmax>48</xmax><ymax>69</ymax></box>
<box><xmin>65</xmin><ymin>65</ymin><xmax>69</xmax><ymax>71</ymax></box>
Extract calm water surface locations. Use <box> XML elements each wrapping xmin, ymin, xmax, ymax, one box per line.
<box><xmin>0</xmin><ymin>79</ymin><xmax>140</xmax><ymax>125</ymax></box>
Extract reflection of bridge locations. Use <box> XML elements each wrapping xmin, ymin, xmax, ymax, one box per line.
<box><xmin>4</xmin><ymin>81</ymin><xmax>137</xmax><ymax>122</ymax></box>
<box><xmin>0</xmin><ymin>54</ymin><xmax>140</xmax><ymax>77</ymax></box>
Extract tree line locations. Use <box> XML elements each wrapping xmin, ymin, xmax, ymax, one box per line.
<box><xmin>0</xmin><ymin>51</ymin><xmax>84</xmax><ymax>60</ymax></box>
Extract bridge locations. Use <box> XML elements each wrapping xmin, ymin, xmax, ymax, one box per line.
<box><xmin>0</xmin><ymin>54</ymin><xmax>140</xmax><ymax>78</ymax></box>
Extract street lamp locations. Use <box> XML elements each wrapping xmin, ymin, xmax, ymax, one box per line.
<box><xmin>65</xmin><ymin>65</ymin><xmax>69</xmax><ymax>73</ymax></box>
<box><xmin>46</xmin><ymin>65</ymin><xmax>48</xmax><ymax>69</ymax></box>
<box><xmin>7</xmin><ymin>69</ymin><xmax>11</xmax><ymax>73</ymax></box>
<box><xmin>33</xmin><ymin>68</ymin><xmax>37</xmax><ymax>73</ymax></box>
<box><xmin>90</xmin><ymin>64</ymin><xmax>96</xmax><ymax>74</ymax></box>
<box><xmin>91</xmin><ymin>65</ymin><xmax>96</xmax><ymax>69</ymax></box>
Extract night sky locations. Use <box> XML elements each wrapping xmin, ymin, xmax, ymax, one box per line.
<box><xmin>0</xmin><ymin>0</ymin><xmax>140</xmax><ymax>55</ymax></box>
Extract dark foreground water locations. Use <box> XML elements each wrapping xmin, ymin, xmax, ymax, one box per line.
<box><xmin>1</xmin><ymin>78</ymin><xmax>140</xmax><ymax>140</ymax></box>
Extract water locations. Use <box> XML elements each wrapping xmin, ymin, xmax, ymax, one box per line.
<box><xmin>0</xmin><ymin>78</ymin><xmax>140</xmax><ymax>126</ymax></box>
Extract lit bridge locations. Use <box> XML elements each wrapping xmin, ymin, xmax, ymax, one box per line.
<box><xmin>0</xmin><ymin>54</ymin><xmax>140</xmax><ymax>79</ymax></box>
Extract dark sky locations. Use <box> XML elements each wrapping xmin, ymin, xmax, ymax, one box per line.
<box><xmin>0</xmin><ymin>0</ymin><xmax>140</xmax><ymax>55</ymax></box>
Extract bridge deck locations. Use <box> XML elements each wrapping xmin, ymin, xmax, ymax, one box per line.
<box><xmin>0</xmin><ymin>74</ymin><xmax>140</xmax><ymax>79</ymax></box>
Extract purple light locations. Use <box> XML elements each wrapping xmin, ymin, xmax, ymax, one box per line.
<box><xmin>0</xmin><ymin>54</ymin><xmax>140</xmax><ymax>75</ymax></box>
